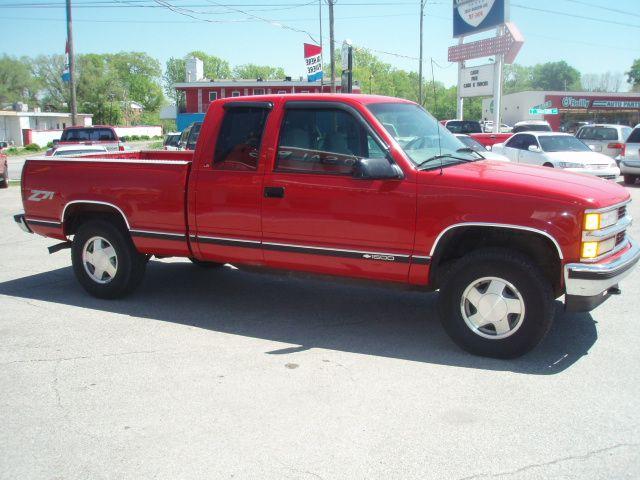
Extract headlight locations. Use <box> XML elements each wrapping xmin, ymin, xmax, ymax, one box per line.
<box><xmin>581</xmin><ymin>237</ymin><xmax>616</xmax><ymax>259</ymax></box>
<box><xmin>558</xmin><ymin>161</ymin><xmax>584</xmax><ymax>168</ymax></box>
<box><xmin>583</xmin><ymin>210</ymin><xmax>618</xmax><ymax>231</ymax></box>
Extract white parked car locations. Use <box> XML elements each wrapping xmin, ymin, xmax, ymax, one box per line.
<box><xmin>575</xmin><ymin>124</ymin><xmax>633</xmax><ymax>160</ymax></box>
<box><xmin>492</xmin><ymin>132</ymin><xmax>620</xmax><ymax>179</ymax></box>
<box><xmin>454</xmin><ymin>134</ymin><xmax>510</xmax><ymax>161</ymax></box>
<box><xmin>619</xmin><ymin>125</ymin><xmax>640</xmax><ymax>185</ymax></box>
<box><xmin>49</xmin><ymin>145</ymin><xmax>109</xmax><ymax>157</ymax></box>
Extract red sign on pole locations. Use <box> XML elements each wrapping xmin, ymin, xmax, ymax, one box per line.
<box><xmin>448</xmin><ymin>22</ymin><xmax>524</xmax><ymax>63</ymax></box>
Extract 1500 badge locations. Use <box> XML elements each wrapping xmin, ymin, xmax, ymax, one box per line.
<box><xmin>362</xmin><ymin>253</ymin><xmax>395</xmax><ymax>262</ymax></box>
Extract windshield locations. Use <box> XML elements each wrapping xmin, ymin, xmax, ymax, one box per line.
<box><xmin>61</xmin><ymin>128</ymin><xmax>117</xmax><ymax>142</ymax></box>
<box><xmin>539</xmin><ymin>135</ymin><xmax>591</xmax><ymax>152</ymax></box>
<box><xmin>164</xmin><ymin>134</ymin><xmax>181</xmax><ymax>147</ymax></box>
<box><xmin>367</xmin><ymin>103</ymin><xmax>478</xmax><ymax>169</ymax></box>
<box><xmin>577</xmin><ymin>127</ymin><xmax>618</xmax><ymax>141</ymax></box>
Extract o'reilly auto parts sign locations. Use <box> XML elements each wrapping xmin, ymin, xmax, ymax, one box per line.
<box><xmin>453</xmin><ymin>0</ymin><xmax>509</xmax><ymax>38</ymax></box>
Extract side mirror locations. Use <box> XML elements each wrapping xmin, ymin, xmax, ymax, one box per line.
<box><xmin>528</xmin><ymin>145</ymin><xmax>541</xmax><ymax>153</ymax></box>
<box><xmin>353</xmin><ymin>157</ymin><xmax>402</xmax><ymax>180</ymax></box>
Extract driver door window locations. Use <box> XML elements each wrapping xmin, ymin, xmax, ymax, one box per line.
<box><xmin>276</xmin><ymin>108</ymin><xmax>384</xmax><ymax>175</ymax></box>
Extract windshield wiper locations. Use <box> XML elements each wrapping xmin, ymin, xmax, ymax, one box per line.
<box><xmin>457</xmin><ymin>147</ymin><xmax>485</xmax><ymax>159</ymax></box>
<box><xmin>415</xmin><ymin>153</ymin><xmax>476</xmax><ymax>170</ymax></box>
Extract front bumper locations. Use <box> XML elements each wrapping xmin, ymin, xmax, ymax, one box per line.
<box><xmin>565</xmin><ymin>166</ymin><xmax>620</xmax><ymax>180</ymax></box>
<box><xmin>564</xmin><ymin>239</ymin><xmax>640</xmax><ymax>312</ymax></box>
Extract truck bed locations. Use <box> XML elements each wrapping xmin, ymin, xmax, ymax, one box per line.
<box><xmin>21</xmin><ymin>150</ymin><xmax>193</xmax><ymax>256</ymax></box>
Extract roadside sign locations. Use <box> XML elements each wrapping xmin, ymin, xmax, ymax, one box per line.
<box><xmin>453</xmin><ymin>0</ymin><xmax>509</xmax><ymax>38</ymax></box>
<box><xmin>529</xmin><ymin>108</ymin><xmax>558</xmax><ymax>115</ymax></box>
<box><xmin>459</xmin><ymin>64</ymin><xmax>494</xmax><ymax>98</ymax></box>
<box><xmin>448</xmin><ymin>22</ymin><xmax>524</xmax><ymax>63</ymax></box>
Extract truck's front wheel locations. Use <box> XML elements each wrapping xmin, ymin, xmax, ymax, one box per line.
<box><xmin>71</xmin><ymin>219</ymin><xmax>146</xmax><ymax>299</ymax></box>
<box><xmin>437</xmin><ymin>248</ymin><xmax>555</xmax><ymax>358</ymax></box>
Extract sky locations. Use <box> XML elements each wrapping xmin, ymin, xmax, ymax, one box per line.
<box><xmin>1</xmin><ymin>0</ymin><xmax>639</xmax><ymax>89</ymax></box>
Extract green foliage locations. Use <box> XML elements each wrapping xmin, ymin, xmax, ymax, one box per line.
<box><xmin>139</xmin><ymin>135</ymin><xmax>150</xmax><ymax>140</ymax></box>
<box><xmin>46</xmin><ymin>141</ymin><xmax>54</xmax><ymax>148</ymax></box>
<box><xmin>5</xmin><ymin>147</ymin><xmax>20</xmax><ymax>155</ymax></box>
<box><xmin>148</xmin><ymin>140</ymin><xmax>164</xmax><ymax>150</ymax></box>
<box><xmin>233</xmin><ymin>64</ymin><xmax>286</xmax><ymax>80</ymax></box>
<box><xmin>626</xmin><ymin>59</ymin><xmax>640</xmax><ymax>90</ymax></box>
<box><xmin>530</xmin><ymin>61</ymin><xmax>581</xmax><ymax>91</ymax></box>
<box><xmin>130</xmin><ymin>135</ymin><xmax>141</xmax><ymax>141</ymax></box>
<box><xmin>0</xmin><ymin>55</ymin><xmax>39</xmax><ymax>105</ymax></box>
<box><xmin>108</xmin><ymin>52</ymin><xmax>163</xmax><ymax>112</ymax></box>
<box><xmin>24</xmin><ymin>143</ymin><xmax>41</xmax><ymax>151</ymax></box>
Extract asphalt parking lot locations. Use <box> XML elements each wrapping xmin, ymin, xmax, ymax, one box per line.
<box><xmin>1</xmin><ymin>183</ymin><xmax>639</xmax><ymax>480</ymax></box>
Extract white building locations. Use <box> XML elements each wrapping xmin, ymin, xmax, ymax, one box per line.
<box><xmin>0</xmin><ymin>110</ymin><xmax>93</xmax><ymax>147</ymax></box>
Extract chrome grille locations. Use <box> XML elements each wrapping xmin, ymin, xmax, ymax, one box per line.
<box><xmin>618</xmin><ymin>205</ymin><xmax>627</xmax><ymax>220</ymax></box>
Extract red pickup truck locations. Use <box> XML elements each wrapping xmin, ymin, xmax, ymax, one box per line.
<box><xmin>14</xmin><ymin>94</ymin><xmax>639</xmax><ymax>358</ymax></box>
<box><xmin>52</xmin><ymin>125</ymin><xmax>123</xmax><ymax>152</ymax></box>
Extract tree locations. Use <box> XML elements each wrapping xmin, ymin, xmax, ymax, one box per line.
<box><xmin>107</xmin><ymin>52</ymin><xmax>163</xmax><ymax>112</ymax></box>
<box><xmin>233</xmin><ymin>63</ymin><xmax>286</xmax><ymax>80</ymax></box>
<box><xmin>189</xmin><ymin>51</ymin><xmax>231</xmax><ymax>79</ymax></box>
<box><xmin>581</xmin><ymin>72</ymin><xmax>624</xmax><ymax>92</ymax></box>
<box><xmin>31</xmin><ymin>54</ymin><xmax>69</xmax><ymax>110</ymax></box>
<box><xmin>626</xmin><ymin>59</ymin><xmax>640</xmax><ymax>91</ymax></box>
<box><xmin>75</xmin><ymin>54</ymin><xmax>127</xmax><ymax>124</ymax></box>
<box><xmin>530</xmin><ymin>61</ymin><xmax>581</xmax><ymax>91</ymax></box>
<box><xmin>503</xmin><ymin>64</ymin><xmax>533</xmax><ymax>94</ymax></box>
<box><xmin>0</xmin><ymin>55</ymin><xmax>39</xmax><ymax>106</ymax></box>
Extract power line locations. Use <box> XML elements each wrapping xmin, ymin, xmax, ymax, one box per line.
<box><xmin>511</xmin><ymin>2</ymin><xmax>640</xmax><ymax>29</ymax></box>
<box><xmin>560</xmin><ymin>0</ymin><xmax>640</xmax><ymax>18</ymax></box>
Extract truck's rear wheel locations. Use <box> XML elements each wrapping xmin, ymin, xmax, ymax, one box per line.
<box><xmin>71</xmin><ymin>219</ymin><xmax>146</xmax><ymax>299</ymax></box>
<box><xmin>437</xmin><ymin>248</ymin><xmax>555</xmax><ymax>358</ymax></box>
<box><xmin>623</xmin><ymin>175</ymin><xmax>637</xmax><ymax>185</ymax></box>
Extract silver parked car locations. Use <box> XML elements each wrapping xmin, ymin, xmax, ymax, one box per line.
<box><xmin>620</xmin><ymin>125</ymin><xmax>640</xmax><ymax>185</ymax></box>
<box><xmin>575</xmin><ymin>124</ymin><xmax>632</xmax><ymax>160</ymax></box>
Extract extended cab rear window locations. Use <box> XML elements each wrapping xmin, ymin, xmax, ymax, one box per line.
<box><xmin>61</xmin><ymin>128</ymin><xmax>117</xmax><ymax>142</ymax></box>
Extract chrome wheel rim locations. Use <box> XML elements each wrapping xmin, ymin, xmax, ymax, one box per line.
<box><xmin>82</xmin><ymin>236</ymin><xmax>118</xmax><ymax>284</ymax></box>
<box><xmin>460</xmin><ymin>276</ymin><xmax>525</xmax><ymax>340</ymax></box>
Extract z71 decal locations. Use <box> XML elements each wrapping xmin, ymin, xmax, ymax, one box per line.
<box><xmin>28</xmin><ymin>190</ymin><xmax>55</xmax><ymax>202</ymax></box>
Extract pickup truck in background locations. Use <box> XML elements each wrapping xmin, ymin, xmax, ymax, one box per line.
<box><xmin>51</xmin><ymin>125</ymin><xmax>124</xmax><ymax>153</ymax></box>
<box><xmin>14</xmin><ymin>94</ymin><xmax>640</xmax><ymax>358</ymax></box>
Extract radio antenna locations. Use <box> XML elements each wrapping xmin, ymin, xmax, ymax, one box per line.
<box><xmin>430</xmin><ymin>58</ymin><xmax>443</xmax><ymax>175</ymax></box>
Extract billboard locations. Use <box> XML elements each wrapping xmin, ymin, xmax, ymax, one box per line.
<box><xmin>304</xmin><ymin>43</ymin><xmax>323</xmax><ymax>82</ymax></box>
<box><xmin>459</xmin><ymin>64</ymin><xmax>494</xmax><ymax>98</ymax></box>
<box><xmin>453</xmin><ymin>0</ymin><xmax>509</xmax><ymax>38</ymax></box>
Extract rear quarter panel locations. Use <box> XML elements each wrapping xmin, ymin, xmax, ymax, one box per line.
<box><xmin>22</xmin><ymin>152</ymin><xmax>192</xmax><ymax>256</ymax></box>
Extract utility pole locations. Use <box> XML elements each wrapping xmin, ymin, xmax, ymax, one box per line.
<box><xmin>418</xmin><ymin>0</ymin><xmax>425</xmax><ymax>105</ymax></box>
<box><xmin>319</xmin><ymin>0</ymin><xmax>324</xmax><ymax>88</ymax></box>
<box><xmin>65</xmin><ymin>0</ymin><xmax>77</xmax><ymax>125</ymax></box>
<box><xmin>328</xmin><ymin>0</ymin><xmax>336</xmax><ymax>93</ymax></box>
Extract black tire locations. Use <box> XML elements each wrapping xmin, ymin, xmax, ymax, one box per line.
<box><xmin>189</xmin><ymin>257</ymin><xmax>224</xmax><ymax>268</ymax></box>
<box><xmin>0</xmin><ymin>178</ymin><xmax>7</xmax><ymax>189</ymax></box>
<box><xmin>437</xmin><ymin>248</ymin><xmax>555</xmax><ymax>359</ymax></box>
<box><xmin>71</xmin><ymin>219</ymin><xmax>146</xmax><ymax>299</ymax></box>
<box><xmin>623</xmin><ymin>175</ymin><xmax>637</xmax><ymax>185</ymax></box>
<box><xmin>543</xmin><ymin>162</ymin><xmax>554</xmax><ymax>168</ymax></box>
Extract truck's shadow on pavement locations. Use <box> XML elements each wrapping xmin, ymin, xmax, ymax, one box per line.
<box><xmin>0</xmin><ymin>260</ymin><xmax>598</xmax><ymax>375</ymax></box>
